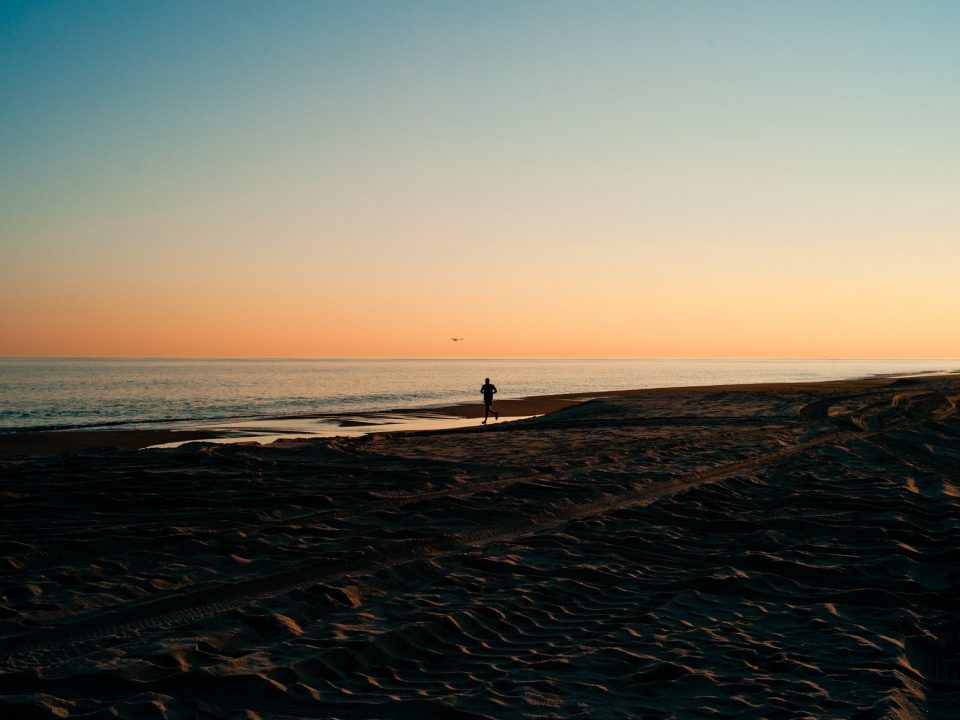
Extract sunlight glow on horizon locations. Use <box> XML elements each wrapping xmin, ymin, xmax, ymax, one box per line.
<box><xmin>2</xmin><ymin>1</ymin><xmax>959</xmax><ymax>358</ymax></box>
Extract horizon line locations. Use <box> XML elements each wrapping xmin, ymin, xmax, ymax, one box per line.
<box><xmin>3</xmin><ymin>355</ymin><xmax>960</xmax><ymax>362</ymax></box>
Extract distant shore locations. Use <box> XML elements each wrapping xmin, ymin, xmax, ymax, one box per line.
<box><xmin>0</xmin><ymin>388</ymin><xmax>598</xmax><ymax>457</ymax></box>
<box><xmin>2</xmin><ymin>373</ymin><xmax>957</xmax><ymax>458</ymax></box>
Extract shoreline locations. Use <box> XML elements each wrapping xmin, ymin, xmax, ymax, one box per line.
<box><xmin>3</xmin><ymin>373</ymin><xmax>955</xmax><ymax>457</ymax></box>
<box><xmin>0</xmin><ymin>391</ymin><xmax>591</xmax><ymax>457</ymax></box>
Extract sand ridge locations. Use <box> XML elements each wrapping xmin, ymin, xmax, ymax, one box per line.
<box><xmin>1</xmin><ymin>376</ymin><xmax>959</xmax><ymax>717</ymax></box>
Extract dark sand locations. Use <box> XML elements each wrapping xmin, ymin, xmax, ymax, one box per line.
<box><xmin>1</xmin><ymin>376</ymin><xmax>959</xmax><ymax>718</ymax></box>
<box><xmin>0</xmin><ymin>429</ymin><xmax>220</xmax><ymax>458</ymax></box>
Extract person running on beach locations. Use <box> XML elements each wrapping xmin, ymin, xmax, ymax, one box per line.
<box><xmin>481</xmin><ymin>378</ymin><xmax>498</xmax><ymax>424</ymax></box>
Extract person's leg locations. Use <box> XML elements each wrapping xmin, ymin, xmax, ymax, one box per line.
<box><xmin>483</xmin><ymin>403</ymin><xmax>490</xmax><ymax>424</ymax></box>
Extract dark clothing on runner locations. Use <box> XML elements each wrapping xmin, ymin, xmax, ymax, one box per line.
<box><xmin>481</xmin><ymin>382</ymin><xmax>497</xmax><ymax>405</ymax></box>
<box><xmin>481</xmin><ymin>379</ymin><xmax>498</xmax><ymax>424</ymax></box>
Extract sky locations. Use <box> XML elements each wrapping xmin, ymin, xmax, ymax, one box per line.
<box><xmin>2</xmin><ymin>0</ymin><xmax>958</xmax><ymax>358</ymax></box>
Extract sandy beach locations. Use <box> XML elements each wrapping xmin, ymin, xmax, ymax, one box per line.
<box><xmin>0</xmin><ymin>391</ymin><xmax>595</xmax><ymax>458</ymax></box>
<box><xmin>1</xmin><ymin>375</ymin><xmax>959</xmax><ymax>718</ymax></box>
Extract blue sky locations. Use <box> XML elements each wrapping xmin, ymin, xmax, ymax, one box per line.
<box><xmin>2</xmin><ymin>1</ymin><xmax>958</xmax><ymax>356</ymax></box>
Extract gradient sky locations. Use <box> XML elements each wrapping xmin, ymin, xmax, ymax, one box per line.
<box><xmin>2</xmin><ymin>1</ymin><xmax>958</xmax><ymax>357</ymax></box>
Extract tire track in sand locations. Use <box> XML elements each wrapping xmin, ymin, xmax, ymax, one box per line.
<box><xmin>0</xmin><ymin>424</ymin><xmax>867</xmax><ymax>671</ymax></box>
<box><xmin>3</xmin><ymin>465</ymin><xmax>544</xmax><ymax>577</ymax></box>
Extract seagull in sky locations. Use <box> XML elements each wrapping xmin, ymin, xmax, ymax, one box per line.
<box><xmin>451</xmin><ymin>337</ymin><xmax>463</xmax><ymax>342</ymax></box>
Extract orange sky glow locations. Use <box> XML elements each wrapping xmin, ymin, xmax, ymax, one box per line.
<box><xmin>2</xmin><ymin>3</ymin><xmax>959</xmax><ymax>358</ymax></box>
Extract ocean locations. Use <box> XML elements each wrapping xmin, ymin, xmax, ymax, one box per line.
<box><xmin>1</xmin><ymin>357</ymin><xmax>957</xmax><ymax>432</ymax></box>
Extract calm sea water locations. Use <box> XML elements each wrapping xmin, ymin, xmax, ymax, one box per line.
<box><xmin>1</xmin><ymin>358</ymin><xmax>957</xmax><ymax>432</ymax></box>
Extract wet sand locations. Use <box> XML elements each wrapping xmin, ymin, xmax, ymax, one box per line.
<box><xmin>0</xmin><ymin>429</ymin><xmax>220</xmax><ymax>458</ymax></box>
<box><xmin>0</xmin><ymin>392</ymin><xmax>591</xmax><ymax>458</ymax></box>
<box><xmin>1</xmin><ymin>376</ymin><xmax>959</xmax><ymax>718</ymax></box>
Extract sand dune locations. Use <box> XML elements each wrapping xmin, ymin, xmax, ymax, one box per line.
<box><xmin>1</xmin><ymin>376</ymin><xmax>959</xmax><ymax>718</ymax></box>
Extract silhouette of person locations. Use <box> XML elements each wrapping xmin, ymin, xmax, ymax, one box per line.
<box><xmin>481</xmin><ymin>378</ymin><xmax>498</xmax><ymax>424</ymax></box>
